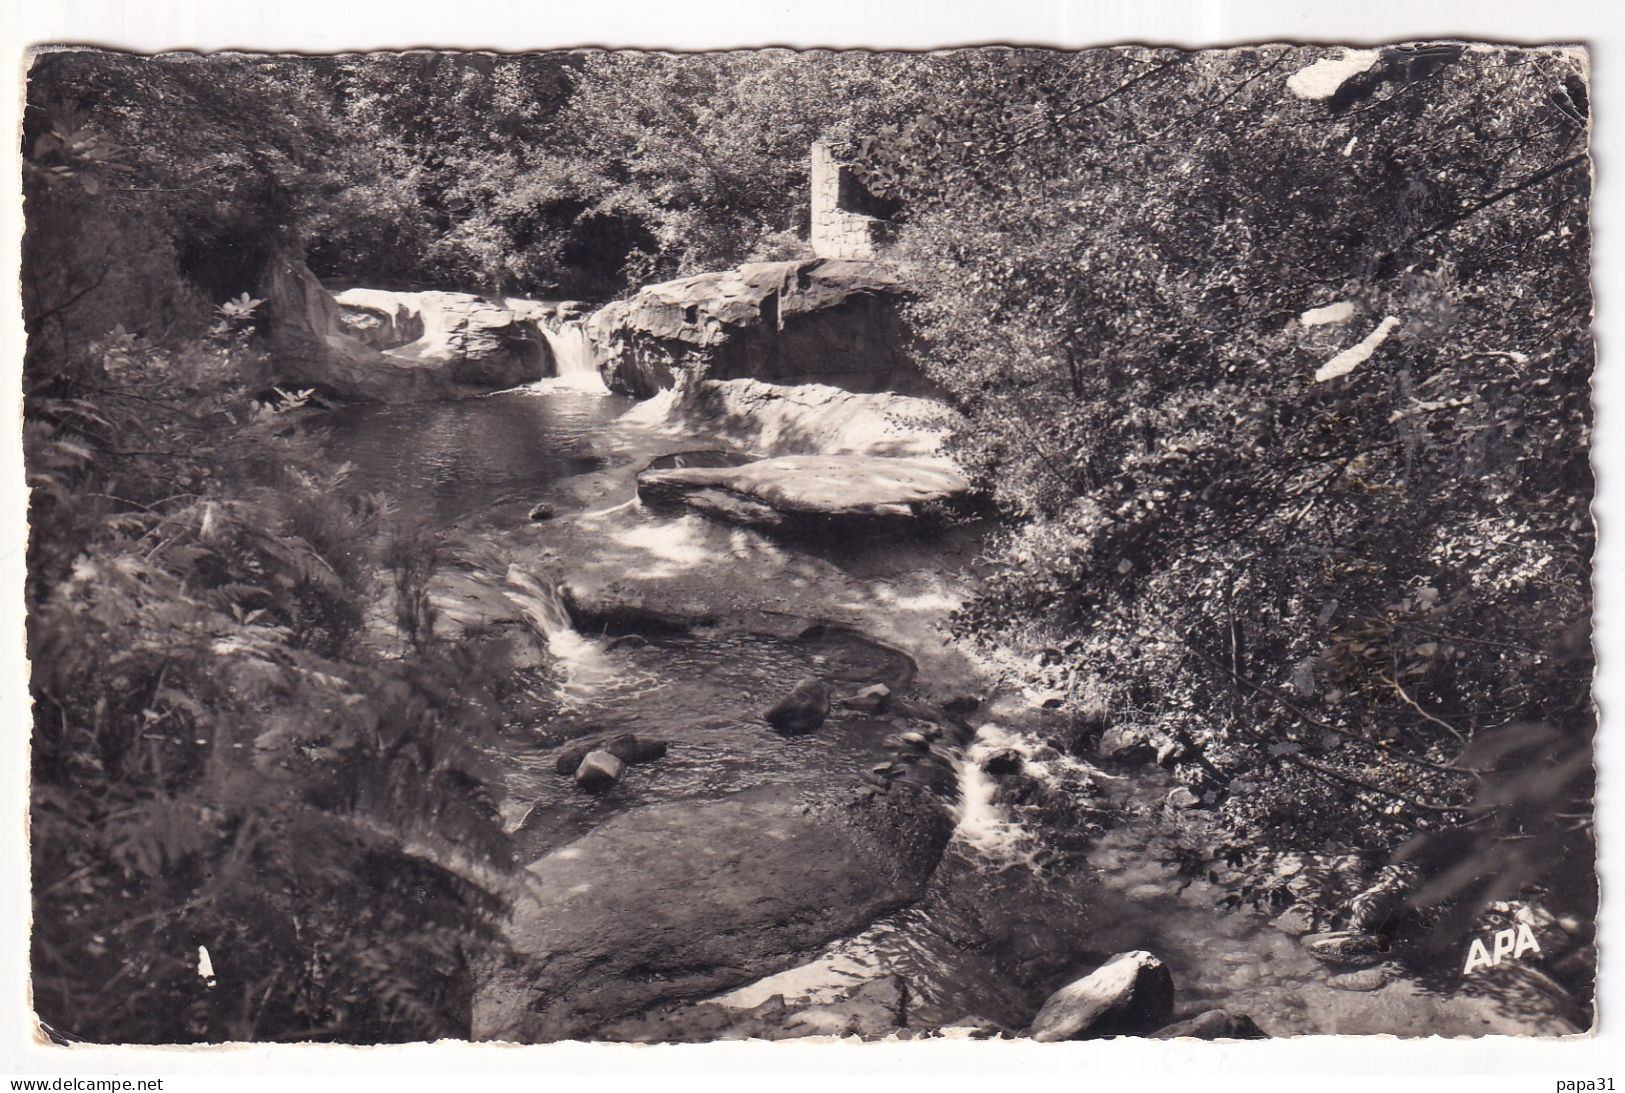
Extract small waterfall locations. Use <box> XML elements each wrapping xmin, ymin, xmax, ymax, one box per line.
<box><xmin>502</xmin><ymin>566</ymin><xmax>589</xmax><ymax>659</ymax></box>
<box><xmin>951</xmin><ymin>722</ymin><xmax>1123</xmax><ymax>863</ymax></box>
<box><xmin>951</xmin><ymin>724</ymin><xmax>1034</xmax><ymax>862</ymax></box>
<box><xmin>538</xmin><ymin>321</ymin><xmax>605</xmax><ymax>391</ymax></box>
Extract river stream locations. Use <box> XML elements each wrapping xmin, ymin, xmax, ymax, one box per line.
<box><xmin>316</xmin><ymin>375</ymin><xmax>1584</xmax><ymax>1040</ymax></box>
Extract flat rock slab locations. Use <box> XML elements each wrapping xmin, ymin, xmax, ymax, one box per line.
<box><xmin>472</xmin><ymin>784</ymin><xmax>951</xmax><ymax>1042</ymax></box>
<box><xmin>637</xmin><ymin>454</ymin><xmax>971</xmax><ymax>535</ymax></box>
<box><xmin>623</xmin><ymin>378</ymin><xmax>958</xmax><ymax>460</ymax></box>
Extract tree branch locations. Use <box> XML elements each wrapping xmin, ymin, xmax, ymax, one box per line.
<box><xmin>1404</xmin><ymin>153</ymin><xmax>1587</xmax><ymax>249</ymax></box>
<box><xmin>1176</xmin><ymin>634</ymin><xmax>1481</xmax><ymax>777</ymax></box>
<box><xmin>1287</xmin><ymin>754</ymin><xmax>1467</xmax><ymax>814</ymax></box>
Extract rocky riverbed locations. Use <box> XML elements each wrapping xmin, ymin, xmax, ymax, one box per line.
<box><xmin>302</xmin><ymin>258</ymin><xmax>1589</xmax><ymax>1042</ymax></box>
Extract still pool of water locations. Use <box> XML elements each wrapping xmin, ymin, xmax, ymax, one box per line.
<box><xmin>315</xmin><ymin>383</ymin><xmax>637</xmax><ymax>524</ymax></box>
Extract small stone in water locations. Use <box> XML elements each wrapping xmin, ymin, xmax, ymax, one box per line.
<box><xmin>900</xmin><ymin>731</ymin><xmax>929</xmax><ymax>749</ymax></box>
<box><xmin>575</xmin><ymin>750</ymin><xmax>624</xmax><ymax>792</ymax></box>
<box><xmin>1267</xmin><ymin>902</ymin><xmax>1319</xmax><ymax>935</ymax></box>
<box><xmin>842</xmin><ymin>684</ymin><xmax>891</xmax><ymax>712</ymax></box>
<box><xmin>764</xmin><ymin>677</ymin><xmax>831</xmax><ymax>734</ymax></box>
<box><xmin>1325</xmin><ymin>965</ymin><xmax>1393</xmax><ymax>992</ymax></box>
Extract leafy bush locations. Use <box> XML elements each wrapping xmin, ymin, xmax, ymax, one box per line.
<box><xmin>24</xmin><ymin>112</ymin><xmax>518</xmax><ymax>1037</ymax></box>
<box><xmin>864</xmin><ymin>46</ymin><xmax>1594</xmax><ymax>904</ymax></box>
<box><xmin>26</xmin><ymin>311</ymin><xmax>519</xmax><ymax>1042</ymax></box>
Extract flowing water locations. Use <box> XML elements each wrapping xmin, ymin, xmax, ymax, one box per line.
<box><xmin>318</xmin><ymin>374</ymin><xmax>1585</xmax><ymax>1040</ymax></box>
<box><xmin>536</xmin><ymin>320</ymin><xmax>607</xmax><ymax>391</ymax></box>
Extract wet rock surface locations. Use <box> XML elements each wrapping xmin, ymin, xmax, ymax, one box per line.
<box><xmin>636</xmin><ymin>453</ymin><xmax>974</xmax><ymax>537</ymax></box>
<box><xmin>587</xmin><ymin>259</ymin><xmax>919</xmax><ymax>398</ymax></box>
<box><xmin>1029</xmin><ymin>950</ymin><xmax>1176</xmax><ymax>1041</ymax></box>
<box><xmin>472</xmin><ymin>782</ymin><xmax>955</xmax><ymax>1042</ymax></box>
<box><xmin>623</xmin><ymin>378</ymin><xmax>958</xmax><ymax>460</ymax></box>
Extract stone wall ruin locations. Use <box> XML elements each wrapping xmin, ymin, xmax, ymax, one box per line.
<box><xmin>810</xmin><ymin>141</ymin><xmax>891</xmax><ymax>260</ymax></box>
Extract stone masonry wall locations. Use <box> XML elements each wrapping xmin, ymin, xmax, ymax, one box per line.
<box><xmin>810</xmin><ymin>141</ymin><xmax>886</xmax><ymax>260</ymax></box>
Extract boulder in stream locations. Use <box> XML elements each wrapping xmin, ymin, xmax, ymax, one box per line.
<box><xmin>261</xmin><ymin>257</ymin><xmax>553</xmax><ymax>400</ymax></box>
<box><xmin>1153</xmin><ymin>1009</ymin><xmax>1268</xmax><ymax>1040</ymax></box>
<box><xmin>335</xmin><ymin>287</ymin><xmax>553</xmax><ymax>390</ymax></box>
<box><xmin>1029</xmin><ymin>950</ymin><xmax>1176</xmax><ymax>1042</ymax></box>
<box><xmin>587</xmin><ymin>258</ymin><xmax>918</xmax><ymax>398</ymax></box>
<box><xmin>764</xmin><ymin>677</ymin><xmax>831</xmax><ymax>734</ymax></box>
<box><xmin>574</xmin><ymin>750</ymin><xmax>625</xmax><ymax>792</ymax></box>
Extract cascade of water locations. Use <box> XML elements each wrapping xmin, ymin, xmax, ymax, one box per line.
<box><xmin>952</xmin><ymin>720</ymin><xmax>1129</xmax><ymax>864</ymax></box>
<box><xmin>951</xmin><ymin>725</ymin><xmax>1035</xmax><ymax>862</ymax></box>
<box><xmin>502</xmin><ymin>566</ymin><xmax>618</xmax><ymax>702</ymax></box>
<box><xmin>538</xmin><ymin>321</ymin><xmax>606</xmax><ymax>390</ymax></box>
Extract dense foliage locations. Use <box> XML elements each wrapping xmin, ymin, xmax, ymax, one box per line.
<box><xmin>24</xmin><ymin>70</ymin><xmax>518</xmax><ymax>1042</ymax></box>
<box><xmin>27</xmin><ymin>49</ymin><xmax>937</xmax><ymax>302</ymax></box>
<box><xmin>860</xmin><ymin>45</ymin><xmax>1594</xmax><ymax>925</ymax></box>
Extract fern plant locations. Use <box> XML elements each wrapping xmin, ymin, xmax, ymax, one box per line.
<box><xmin>26</xmin><ymin>319</ymin><xmax>518</xmax><ymax>1043</ymax></box>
